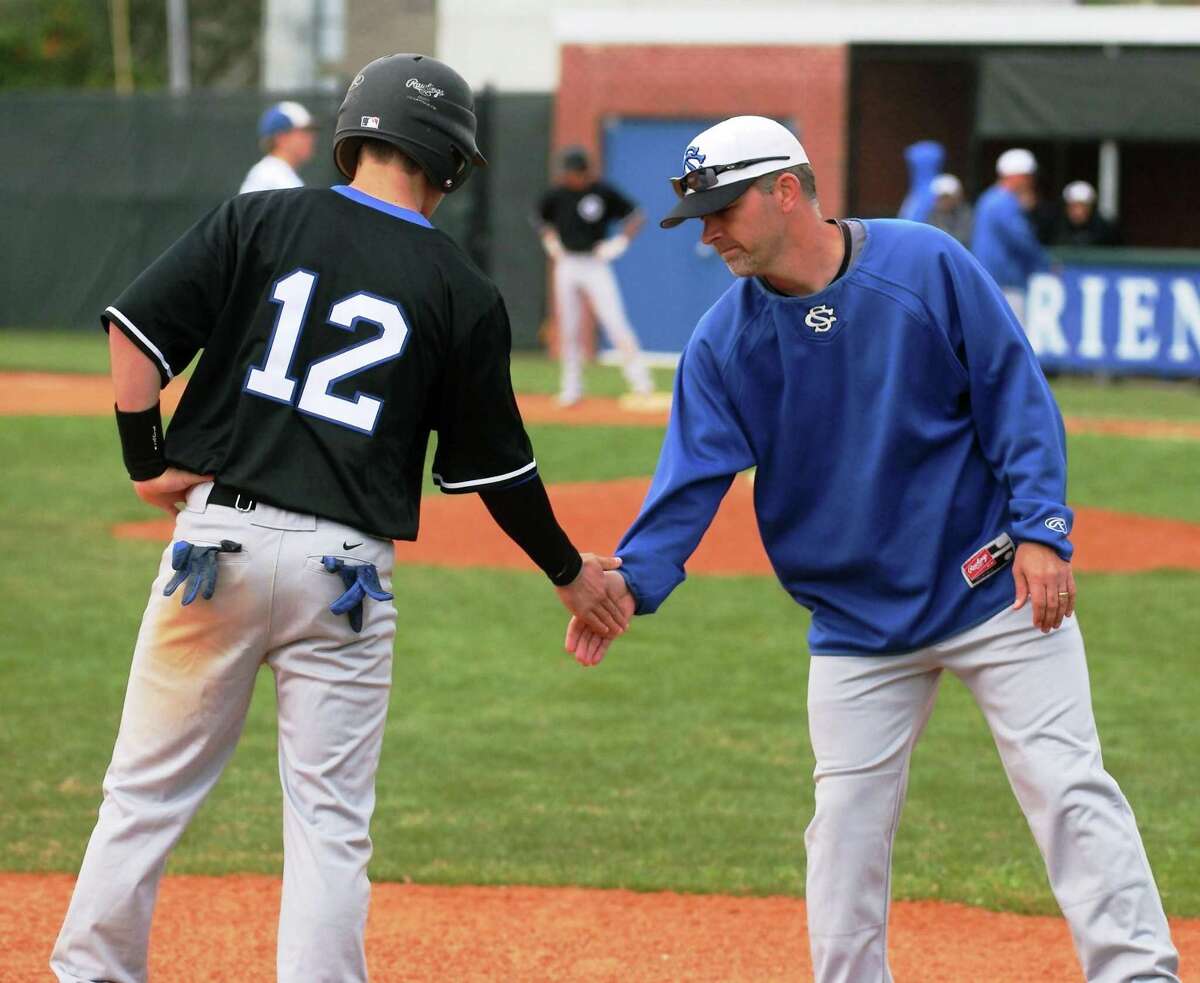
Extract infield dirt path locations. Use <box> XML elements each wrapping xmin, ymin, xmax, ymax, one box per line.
<box><xmin>5</xmin><ymin>873</ymin><xmax>1195</xmax><ymax>982</ymax></box>
<box><xmin>4</xmin><ymin>370</ymin><xmax>1200</xmax><ymax>442</ymax></box>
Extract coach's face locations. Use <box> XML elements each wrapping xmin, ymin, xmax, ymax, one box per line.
<box><xmin>700</xmin><ymin>182</ymin><xmax>786</xmax><ymax>278</ymax></box>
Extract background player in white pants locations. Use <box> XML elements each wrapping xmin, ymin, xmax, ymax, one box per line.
<box><xmin>238</xmin><ymin>100</ymin><xmax>318</xmax><ymax>194</ymax></box>
<box><xmin>566</xmin><ymin>116</ymin><xmax>1179</xmax><ymax>982</ymax></box>
<box><xmin>51</xmin><ymin>54</ymin><xmax>628</xmax><ymax>983</ymax></box>
<box><xmin>537</xmin><ymin>146</ymin><xmax>653</xmax><ymax>406</ymax></box>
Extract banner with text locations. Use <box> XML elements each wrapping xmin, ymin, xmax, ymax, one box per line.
<box><xmin>1023</xmin><ymin>262</ymin><xmax>1200</xmax><ymax>378</ymax></box>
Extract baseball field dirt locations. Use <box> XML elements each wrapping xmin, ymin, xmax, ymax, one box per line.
<box><xmin>4</xmin><ymin>370</ymin><xmax>1200</xmax><ymax>442</ymax></box>
<box><xmin>4</xmin><ymin>873</ymin><xmax>1195</xmax><ymax>981</ymax></box>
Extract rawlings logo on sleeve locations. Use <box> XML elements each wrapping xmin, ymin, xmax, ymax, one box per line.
<box><xmin>1044</xmin><ymin>516</ymin><xmax>1069</xmax><ymax>534</ymax></box>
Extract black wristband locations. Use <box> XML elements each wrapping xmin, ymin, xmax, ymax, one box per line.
<box><xmin>114</xmin><ymin>403</ymin><xmax>167</xmax><ymax>481</ymax></box>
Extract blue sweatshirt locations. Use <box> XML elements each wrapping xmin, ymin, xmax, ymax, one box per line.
<box><xmin>617</xmin><ymin>220</ymin><xmax>1073</xmax><ymax>656</ymax></box>
<box><xmin>970</xmin><ymin>185</ymin><xmax>1048</xmax><ymax>289</ymax></box>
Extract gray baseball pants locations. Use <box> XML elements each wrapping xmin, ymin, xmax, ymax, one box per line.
<box><xmin>51</xmin><ymin>484</ymin><xmax>396</xmax><ymax>982</ymax></box>
<box><xmin>804</xmin><ymin>603</ymin><xmax>1179</xmax><ymax>982</ymax></box>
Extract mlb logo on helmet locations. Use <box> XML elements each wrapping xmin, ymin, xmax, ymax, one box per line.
<box><xmin>361</xmin><ymin>116</ymin><xmax>380</xmax><ymax>129</ymax></box>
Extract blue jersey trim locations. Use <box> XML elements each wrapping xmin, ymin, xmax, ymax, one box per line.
<box><xmin>331</xmin><ymin>185</ymin><xmax>433</xmax><ymax>228</ymax></box>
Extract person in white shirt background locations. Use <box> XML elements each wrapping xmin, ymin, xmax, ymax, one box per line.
<box><xmin>238</xmin><ymin>101</ymin><xmax>318</xmax><ymax>194</ymax></box>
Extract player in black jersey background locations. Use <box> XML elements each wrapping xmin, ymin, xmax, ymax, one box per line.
<box><xmin>51</xmin><ymin>54</ymin><xmax>627</xmax><ymax>983</ymax></box>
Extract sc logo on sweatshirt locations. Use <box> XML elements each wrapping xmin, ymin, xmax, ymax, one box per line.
<box><xmin>802</xmin><ymin>304</ymin><xmax>842</xmax><ymax>341</ymax></box>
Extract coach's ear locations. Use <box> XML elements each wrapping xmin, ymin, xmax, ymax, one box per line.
<box><xmin>775</xmin><ymin>171</ymin><xmax>805</xmax><ymax>214</ymax></box>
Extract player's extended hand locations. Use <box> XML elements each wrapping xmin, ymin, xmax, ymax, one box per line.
<box><xmin>565</xmin><ymin>570</ymin><xmax>635</xmax><ymax>667</ymax></box>
<box><xmin>1011</xmin><ymin>541</ymin><xmax>1076</xmax><ymax>633</ymax></box>
<box><xmin>555</xmin><ymin>553</ymin><xmax>629</xmax><ymax>637</ymax></box>
<box><xmin>133</xmin><ymin>468</ymin><xmax>214</xmax><ymax>516</ymax></box>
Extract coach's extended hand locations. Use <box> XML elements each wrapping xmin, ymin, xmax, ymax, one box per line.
<box><xmin>565</xmin><ymin>570</ymin><xmax>635</xmax><ymax>667</ymax></box>
<box><xmin>556</xmin><ymin>554</ymin><xmax>629</xmax><ymax>638</ymax></box>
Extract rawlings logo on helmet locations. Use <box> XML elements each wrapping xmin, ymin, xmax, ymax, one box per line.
<box><xmin>406</xmin><ymin>78</ymin><xmax>444</xmax><ymax>99</ymax></box>
<box><xmin>684</xmin><ymin>145</ymin><xmax>706</xmax><ymax>173</ymax></box>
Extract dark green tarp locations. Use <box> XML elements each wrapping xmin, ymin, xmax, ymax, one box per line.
<box><xmin>0</xmin><ymin>89</ymin><xmax>551</xmax><ymax>346</ymax></box>
<box><xmin>976</xmin><ymin>52</ymin><xmax>1200</xmax><ymax>141</ymax></box>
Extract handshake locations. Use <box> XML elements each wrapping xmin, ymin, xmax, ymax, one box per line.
<box><xmin>554</xmin><ymin>554</ymin><xmax>636</xmax><ymax>669</ymax></box>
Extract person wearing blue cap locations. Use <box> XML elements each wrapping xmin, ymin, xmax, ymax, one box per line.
<box><xmin>239</xmin><ymin>101</ymin><xmax>318</xmax><ymax>194</ymax></box>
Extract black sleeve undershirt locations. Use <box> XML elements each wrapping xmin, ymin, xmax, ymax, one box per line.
<box><xmin>479</xmin><ymin>475</ymin><xmax>582</xmax><ymax>586</ymax></box>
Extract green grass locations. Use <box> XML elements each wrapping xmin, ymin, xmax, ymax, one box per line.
<box><xmin>1050</xmin><ymin>375</ymin><xmax>1200</xmax><ymax>421</ymax></box>
<box><xmin>1</xmin><ymin>413</ymin><xmax>1199</xmax><ymax>915</ymax></box>
<box><xmin>1067</xmin><ymin>434</ymin><xmax>1200</xmax><ymax>521</ymax></box>
<box><xmin>0</xmin><ymin>327</ymin><xmax>112</xmax><ymax>375</ymax></box>
<box><xmin>509</xmin><ymin>352</ymin><xmax>676</xmax><ymax>397</ymax></box>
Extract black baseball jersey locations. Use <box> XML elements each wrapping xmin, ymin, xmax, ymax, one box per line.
<box><xmin>104</xmin><ymin>185</ymin><xmax>536</xmax><ymax>541</ymax></box>
<box><xmin>537</xmin><ymin>181</ymin><xmax>635</xmax><ymax>253</ymax></box>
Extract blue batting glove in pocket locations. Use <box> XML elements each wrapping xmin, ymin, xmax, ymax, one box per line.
<box><xmin>322</xmin><ymin>556</ymin><xmax>394</xmax><ymax>632</ymax></box>
<box><xmin>163</xmin><ymin>540</ymin><xmax>242</xmax><ymax>606</ymax></box>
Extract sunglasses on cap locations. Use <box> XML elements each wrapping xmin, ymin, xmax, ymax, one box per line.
<box><xmin>670</xmin><ymin>155</ymin><xmax>791</xmax><ymax>199</ymax></box>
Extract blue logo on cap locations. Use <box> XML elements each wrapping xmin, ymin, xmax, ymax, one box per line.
<box><xmin>684</xmin><ymin>146</ymin><xmax>706</xmax><ymax>172</ymax></box>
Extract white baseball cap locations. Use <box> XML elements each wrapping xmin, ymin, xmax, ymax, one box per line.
<box><xmin>996</xmin><ymin>148</ymin><xmax>1037</xmax><ymax>177</ymax></box>
<box><xmin>661</xmin><ymin>116</ymin><xmax>809</xmax><ymax>229</ymax></box>
<box><xmin>931</xmin><ymin>173</ymin><xmax>962</xmax><ymax>197</ymax></box>
<box><xmin>1063</xmin><ymin>180</ymin><xmax>1096</xmax><ymax>204</ymax></box>
<box><xmin>258</xmin><ymin>101</ymin><xmax>316</xmax><ymax>140</ymax></box>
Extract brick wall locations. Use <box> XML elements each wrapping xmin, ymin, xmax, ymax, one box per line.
<box><xmin>556</xmin><ymin>44</ymin><xmax>850</xmax><ymax>215</ymax></box>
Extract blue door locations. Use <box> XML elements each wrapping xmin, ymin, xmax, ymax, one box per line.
<box><xmin>603</xmin><ymin>117</ymin><xmax>733</xmax><ymax>356</ymax></box>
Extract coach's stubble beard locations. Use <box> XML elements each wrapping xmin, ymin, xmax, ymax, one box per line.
<box><xmin>720</xmin><ymin>227</ymin><xmax>783</xmax><ymax>279</ymax></box>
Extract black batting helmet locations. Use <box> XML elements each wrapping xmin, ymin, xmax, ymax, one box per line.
<box><xmin>333</xmin><ymin>53</ymin><xmax>487</xmax><ymax>193</ymax></box>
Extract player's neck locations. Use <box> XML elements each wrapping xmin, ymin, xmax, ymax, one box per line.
<box><xmin>349</xmin><ymin>160</ymin><xmax>443</xmax><ymax>219</ymax></box>
<box><xmin>761</xmin><ymin>217</ymin><xmax>845</xmax><ymax>297</ymax></box>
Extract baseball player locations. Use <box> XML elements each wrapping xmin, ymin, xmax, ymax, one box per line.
<box><xmin>51</xmin><ymin>54</ymin><xmax>627</xmax><ymax>983</ymax></box>
<box><xmin>971</xmin><ymin>147</ymin><xmax>1049</xmax><ymax>323</ymax></box>
<box><xmin>566</xmin><ymin>116</ymin><xmax>1179</xmax><ymax>982</ymax></box>
<box><xmin>537</xmin><ymin>146</ymin><xmax>654</xmax><ymax>406</ymax></box>
<box><xmin>238</xmin><ymin>100</ymin><xmax>319</xmax><ymax>194</ymax></box>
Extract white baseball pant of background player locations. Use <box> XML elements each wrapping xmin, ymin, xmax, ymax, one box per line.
<box><xmin>804</xmin><ymin>604</ymin><xmax>1180</xmax><ymax>983</ymax></box>
<box><xmin>553</xmin><ymin>252</ymin><xmax>653</xmax><ymax>404</ymax></box>
<box><xmin>51</xmin><ymin>482</ymin><xmax>396</xmax><ymax>983</ymax></box>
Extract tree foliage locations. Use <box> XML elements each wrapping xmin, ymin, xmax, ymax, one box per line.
<box><xmin>0</xmin><ymin>0</ymin><xmax>261</xmax><ymax>90</ymax></box>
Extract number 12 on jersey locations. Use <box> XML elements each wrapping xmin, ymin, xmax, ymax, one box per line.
<box><xmin>244</xmin><ymin>268</ymin><xmax>409</xmax><ymax>434</ymax></box>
